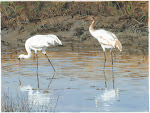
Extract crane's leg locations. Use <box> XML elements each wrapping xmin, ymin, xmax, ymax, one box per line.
<box><xmin>103</xmin><ymin>61</ymin><xmax>107</xmax><ymax>88</ymax></box>
<box><xmin>110</xmin><ymin>49</ymin><xmax>115</xmax><ymax>88</ymax></box>
<box><xmin>104</xmin><ymin>51</ymin><xmax>106</xmax><ymax>62</ymax></box>
<box><xmin>112</xmin><ymin>69</ymin><xmax>115</xmax><ymax>89</ymax></box>
<box><xmin>36</xmin><ymin>53</ymin><xmax>40</xmax><ymax>89</ymax></box>
<box><xmin>101</xmin><ymin>45</ymin><xmax>106</xmax><ymax>62</ymax></box>
<box><xmin>103</xmin><ymin>49</ymin><xmax>107</xmax><ymax>88</ymax></box>
<box><xmin>45</xmin><ymin>54</ymin><xmax>56</xmax><ymax>72</ymax></box>
<box><xmin>33</xmin><ymin>52</ymin><xmax>36</xmax><ymax>60</ymax></box>
<box><xmin>110</xmin><ymin>49</ymin><xmax>113</xmax><ymax>69</ymax></box>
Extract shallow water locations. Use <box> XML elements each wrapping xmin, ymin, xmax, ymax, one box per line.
<box><xmin>1</xmin><ymin>47</ymin><xmax>149</xmax><ymax>112</ymax></box>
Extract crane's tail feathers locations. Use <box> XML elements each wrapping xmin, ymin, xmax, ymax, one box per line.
<box><xmin>49</xmin><ymin>35</ymin><xmax>62</xmax><ymax>45</ymax></box>
<box><xmin>115</xmin><ymin>39</ymin><xmax>122</xmax><ymax>52</ymax></box>
<box><xmin>55</xmin><ymin>37</ymin><xmax>62</xmax><ymax>45</ymax></box>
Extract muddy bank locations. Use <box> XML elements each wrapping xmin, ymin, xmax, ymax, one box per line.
<box><xmin>1</xmin><ymin>15</ymin><xmax>148</xmax><ymax>56</ymax></box>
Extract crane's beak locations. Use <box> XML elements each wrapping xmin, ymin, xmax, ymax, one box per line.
<box><xmin>18</xmin><ymin>58</ymin><xmax>20</xmax><ymax>67</ymax></box>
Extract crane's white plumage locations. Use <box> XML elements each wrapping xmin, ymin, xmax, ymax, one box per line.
<box><xmin>18</xmin><ymin>34</ymin><xmax>62</xmax><ymax>66</ymax></box>
<box><xmin>88</xmin><ymin>17</ymin><xmax>122</xmax><ymax>52</ymax></box>
<box><xmin>25</xmin><ymin>34</ymin><xmax>62</xmax><ymax>53</ymax></box>
<box><xmin>88</xmin><ymin>16</ymin><xmax>122</xmax><ymax>66</ymax></box>
<box><xmin>18</xmin><ymin>34</ymin><xmax>61</xmax><ymax>87</ymax></box>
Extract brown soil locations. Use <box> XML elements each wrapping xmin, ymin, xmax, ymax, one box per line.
<box><xmin>1</xmin><ymin>15</ymin><xmax>148</xmax><ymax>56</ymax></box>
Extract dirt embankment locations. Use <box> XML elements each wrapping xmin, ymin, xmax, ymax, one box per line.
<box><xmin>2</xmin><ymin>14</ymin><xmax>148</xmax><ymax>56</ymax></box>
<box><xmin>1</xmin><ymin>2</ymin><xmax>148</xmax><ymax>55</ymax></box>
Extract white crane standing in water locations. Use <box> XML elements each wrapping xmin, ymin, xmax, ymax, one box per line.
<box><xmin>88</xmin><ymin>16</ymin><xmax>122</xmax><ymax>66</ymax></box>
<box><xmin>18</xmin><ymin>34</ymin><xmax>62</xmax><ymax>88</ymax></box>
<box><xmin>18</xmin><ymin>34</ymin><xmax>62</xmax><ymax>70</ymax></box>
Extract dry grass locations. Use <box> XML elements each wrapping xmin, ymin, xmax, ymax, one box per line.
<box><xmin>1</xmin><ymin>90</ymin><xmax>59</xmax><ymax>112</ymax></box>
<box><xmin>1</xmin><ymin>1</ymin><xmax>148</xmax><ymax>29</ymax></box>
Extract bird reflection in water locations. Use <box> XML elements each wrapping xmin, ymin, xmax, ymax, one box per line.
<box><xmin>95</xmin><ymin>59</ymin><xmax>120</xmax><ymax>110</ymax></box>
<box><xmin>20</xmin><ymin>85</ymin><xmax>53</xmax><ymax>107</ymax></box>
<box><xmin>18</xmin><ymin>73</ymin><xmax>59</xmax><ymax>112</ymax></box>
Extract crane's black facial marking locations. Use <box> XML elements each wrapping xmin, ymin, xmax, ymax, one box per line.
<box><xmin>92</xmin><ymin>17</ymin><xmax>95</xmax><ymax>20</ymax></box>
<box><xmin>88</xmin><ymin>16</ymin><xmax>95</xmax><ymax>21</ymax></box>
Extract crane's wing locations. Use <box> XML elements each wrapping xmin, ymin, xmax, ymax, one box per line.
<box><xmin>95</xmin><ymin>29</ymin><xmax>122</xmax><ymax>51</ymax></box>
<box><xmin>28</xmin><ymin>35</ymin><xmax>62</xmax><ymax>50</ymax></box>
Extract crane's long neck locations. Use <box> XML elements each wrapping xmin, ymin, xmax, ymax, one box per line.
<box><xmin>23</xmin><ymin>46</ymin><xmax>32</xmax><ymax>59</ymax></box>
<box><xmin>89</xmin><ymin>20</ymin><xmax>95</xmax><ymax>32</ymax></box>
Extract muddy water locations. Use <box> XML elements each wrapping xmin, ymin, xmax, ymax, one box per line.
<box><xmin>1</xmin><ymin>47</ymin><xmax>148</xmax><ymax>112</ymax></box>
